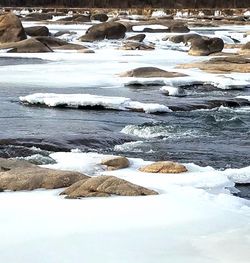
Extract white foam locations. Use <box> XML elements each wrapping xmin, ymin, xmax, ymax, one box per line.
<box><xmin>160</xmin><ymin>86</ymin><xmax>187</xmax><ymax>96</ymax></box>
<box><xmin>19</xmin><ymin>93</ymin><xmax>172</xmax><ymax>113</ymax></box>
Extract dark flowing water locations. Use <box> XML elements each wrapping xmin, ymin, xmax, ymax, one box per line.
<box><xmin>0</xmin><ymin>57</ymin><xmax>249</xmax><ymax>169</ymax></box>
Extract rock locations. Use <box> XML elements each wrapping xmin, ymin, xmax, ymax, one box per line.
<box><xmin>91</xmin><ymin>13</ymin><xmax>109</xmax><ymax>22</ymax></box>
<box><xmin>240</xmin><ymin>42</ymin><xmax>250</xmax><ymax>53</ymax></box>
<box><xmin>138</xmin><ymin>27</ymin><xmax>169</xmax><ymax>33</ymax></box>
<box><xmin>0</xmin><ymin>12</ymin><xmax>27</xmax><ymax>43</ymax></box>
<box><xmin>126</xmin><ymin>33</ymin><xmax>146</xmax><ymax>42</ymax></box>
<box><xmin>54</xmin><ymin>30</ymin><xmax>76</xmax><ymax>37</ymax></box>
<box><xmin>0</xmin><ymin>166</ymin><xmax>87</xmax><ymax>191</ymax></box>
<box><xmin>53</xmin><ymin>43</ymin><xmax>89</xmax><ymax>51</ymax></box>
<box><xmin>60</xmin><ymin>175</ymin><xmax>158</xmax><ymax>198</ymax></box>
<box><xmin>79</xmin><ymin>22</ymin><xmax>127</xmax><ymax>42</ymax></box>
<box><xmin>25</xmin><ymin>26</ymin><xmax>50</xmax><ymax>37</ymax></box>
<box><xmin>119</xmin><ymin>67</ymin><xmax>187</xmax><ymax>78</ymax></box>
<box><xmin>178</xmin><ymin>55</ymin><xmax>250</xmax><ymax>73</ymax></box>
<box><xmin>139</xmin><ymin>161</ymin><xmax>188</xmax><ymax>174</ymax></box>
<box><xmin>120</xmin><ymin>41</ymin><xmax>154</xmax><ymax>50</ymax></box>
<box><xmin>189</xmin><ymin>37</ymin><xmax>224</xmax><ymax>56</ymax></box>
<box><xmin>101</xmin><ymin>156</ymin><xmax>130</xmax><ymax>170</ymax></box>
<box><xmin>0</xmin><ymin>38</ymin><xmax>53</xmax><ymax>53</ymax></box>
<box><xmin>168</xmin><ymin>24</ymin><xmax>190</xmax><ymax>33</ymax></box>
<box><xmin>0</xmin><ymin>157</ymin><xmax>35</xmax><ymax>172</ymax></box>
<box><xmin>34</xmin><ymin>36</ymin><xmax>68</xmax><ymax>48</ymax></box>
<box><xmin>57</xmin><ymin>15</ymin><xmax>90</xmax><ymax>23</ymax></box>
<box><xmin>24</xmin><ymin>13</ymin><xmax>53</xmax><ymax>21</ymax></box>
<box><xmin>166</xmin><ymin>33</ymin><xmax>203</xmax><ymax>44</ymax></box>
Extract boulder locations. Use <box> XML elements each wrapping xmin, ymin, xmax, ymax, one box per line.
<box><xmin>54</xmin><ymin>30</ymin><xmax>76</xmax><ymax>37</ymax></box>
<box><xmin>53</xmin><ymin>43</ymin><xmax>90</xmax><ymax>51</ymax></box>
<box><xmin>25</xmin><ymin>26</ymin><xmax>50</xmax><ymax>37</ymax></box>
<box><xmin>60</xmin><ymin>175</ymin><xmax>158</xmax><ymax>198</ymax></box>
<box><xmin>0</xmin><ymin>166</ymin><xmax>87</xmax><ymax>191</ymax></box>
<box><xmin>101</xmin><ymin>156</ymin><xmax>130</xmax><ymax>170</ymax></box>
<box><xmin>0</xmin><ymin>38</ymin><xmax>53</xmax><ymax>53</ymax></box>
<box><xmin>34</xmin><ymin>36</ymin><xmax>68</xmax><ymax>48</ymax></box>
<box><xmin>0</xmin><ymin>157</ymin><xmax>35</xmax><ymax>172</ymax></box>
<box><xmin>24</xmin><ymin>13</ymin><xmax>53</xmax><ymax>21</ymax></box>
<box><xmin>189</xmin><ymin>37</ymin><xmax>224</xmax><ymax>56</ymax></box>
<box><xmin>240</xmin><ymin>42</ymin><xmax>250</xmax><ymax>54</ymax></box>
<box><xmin>168</xmin><ymin>24</ymin><xmax>190</xmax><ymax>33</ymax></box>
<box><xmin>119</xmin><ymin>67</ymin><xmax>187</xmax><ymax>78</ymax></box>
<box><xmin>91</xmin><ymin>13</ymin><xmax>109</xmax><ymax>22</ymax></box>
<box><xmin>138</xmin><ymin>27</ymin><xmax>169</xmax><ymax>33</ymax></box>
<box><xmin>167</xmin><ymin>33</ymin><xmax>203</xmax><ymax>44</ymax></box>
<box><xmin>57</xmin><ymin>15</ymin><xmax>90</xmax><ymax>23</ymax></box>
<box><xmin>120</xmin><ymin>41</ymin><xmax>154</xmax><ymax>50</ymax></box>
<box><xmin>0</xmin><ymin>12</ymin><xmax>27</xmax><ymax>43</ymax></box>
<box><xmin>139</xmin><ymin>161</ymin><xmax>188</xmax><ymax>174</ymax></box>
<box><xmin>241</xmin><ymin>42</ymin><xmax>250</xmax><ymax>50</ymax></box>
<box><xmin>79</xmin><ymin>22</ymin><xmax>127</xmax><ymax>42</ymax></box>
<box><xmin>178</xmin><ymin>55</ymin><xmax>250</xmax><ymax>73</ymax></box>
<box><xmin>126</xmin><ymin>33</ymin><xmax>146</xmax><ymax>42</ymax></box>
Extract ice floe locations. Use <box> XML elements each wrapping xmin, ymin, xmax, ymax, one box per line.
<box><xmin>19</xmin><ymin>93</ymin><xmax>172</xmax><ymax>113</ymax></box>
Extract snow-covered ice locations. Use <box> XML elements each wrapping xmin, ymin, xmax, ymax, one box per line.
<box><xmin>20</xmin><ymin>93</ymin><xmax>172</xmax><ymax>113</ymax></box>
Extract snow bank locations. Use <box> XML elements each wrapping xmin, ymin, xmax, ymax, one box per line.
<box><xmin>19</xmin><ymin>93</ymin><xmax>171</xmax><ymax>114</ymax></box>
<box><xmin>0</xmin><ymin>151</ymin><xmax>249</xmax><ymax>263</ymax></box>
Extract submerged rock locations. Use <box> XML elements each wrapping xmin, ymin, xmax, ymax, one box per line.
<box><xmin>139</xmin><ymin>161</ymin><xmax>188</xmax><ymax>173</ymax></box>
<box><xmin>0</xmin><ymin>12</ymin><xmax>27</xmax><ymax>43</ymax></box>
<box><xmin>60</xmin><ymin>175</ymin><xmax>158</xmax><ymax>198</ymax></box>
<box><xmin>119</xmin><ymin>67</ymin><xmax>187</xmax><ymax>78</ymax></box>
<box><xmin>101</xmin><ymin>156</ymin><xmax>130</xmax><ymax>170</ymax></box>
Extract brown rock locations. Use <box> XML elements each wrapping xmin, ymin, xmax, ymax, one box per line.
<box><xmin>25</xmin><ymin>26</ymin><xmax>50</xmax><ymax>37</ymax></box>
<box><xmin>0</xmin><ymin>38</ymin><xmax>53</xmax><ymax>53</ymax></box>
<box><xmin>91</xmin><ymin>13</ymin><xmax>109</xmax><ymax>22</ymax></box>
<box><xmin>178</xmin><ymin>55</ymin><xmax>250</xmax><ymax>73</ymax></box>
<box><xmin>0</xmin><ymin>157</ymin><xmax>35</xmax><ymax>172</ymax></box>
<box><xmin>60</xmin><ymin>175</ymin><xmax>158</xmax><ymax>199</ymax></box>
<box><xmin>119</xmin><ymin>67</ymin><xmax>187</xmax><ymax>78</ymax></box>
<box><xmin>34</xmin><ymin>36</ymin><xmax>68</xmax><ymax>48</ymax></box>
<box><xmin>0</xmin><ymin>12</ymin><xmax>27</xmax><ymax>43</ymax></box>
<box><xmin>168</xmin><ymin>24</ymin><xmax>190</xmax><ymax>33</ymax></box>
<box><xmin>79</xmin><ymin>22</ymin><xmax>127</xmax><ymax>42</ymax></box>
<box><xmin>52</xmin><ymin>43</ymin><xmax>90</xmax><ymax>51</ymax></box>
<box><xmin>189</xmin><ymin>37</ymin><xmax>224</xmax><ymax>56</ymax></box>
<box><xmin>24</xmin><ymin>13</ymin><xmax>53</xmax><ymax>21</ymax></box>
<box><xmin>101</xmin><ymin>156</ymin><xmax>130</xmax><ymax>170</ymax></box>
<box><xmin>120</xmin><ymin>41</ymin><xmax>154</xmax><ymax>50</ymax></box>
<box><xmin>0</xmin><ymin>166</ymin><xmax>88</xmax><ymax>191</ymax></box>
<box><xmin>139</xmin><ymin>161</ymin><xmax>188</xmax><ymax>174</ymax></box>
<box><xmin>166</xmin><ymin>33</ymin><xmax>203</xmax><ymax>44</ymax></box>
<box><xmin>126</xmin><ymin>33</ymin><xmax>146</xmax><ymax>42</ymax></box>
<box><xmin>57</xmin><ymin>15</ymin><xmax>90</xmax><ymax>23</ymax></box>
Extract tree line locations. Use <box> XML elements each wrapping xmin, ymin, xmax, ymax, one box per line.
<box><xmin>0</xmin><ymin>0</ymin><xmax>249</xmax><ymax>8</ymax></box>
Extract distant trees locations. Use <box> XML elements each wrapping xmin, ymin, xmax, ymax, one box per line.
<box><xmin>0</xmin><ymin>0</ymin><xmax>249</xmax><ymax>8</ymax></box>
